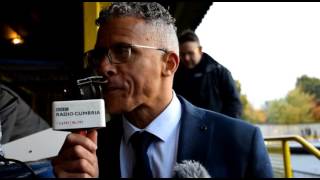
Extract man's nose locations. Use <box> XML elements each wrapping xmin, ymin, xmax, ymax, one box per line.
<box><xmin>98</xmin><ymin>60</ymin><xmax>117</xmax><ymax>77</ymax></box>
<box><xmin>183</xmin><ymin>55</ymin><xmax>191</xmax><ymax>62</ymax></box>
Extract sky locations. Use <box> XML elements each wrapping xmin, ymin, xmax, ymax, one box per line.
<box><xmin>196</xmin><ymin>2</ymin><xmax>320</xmax><ymax>109</ymax></box>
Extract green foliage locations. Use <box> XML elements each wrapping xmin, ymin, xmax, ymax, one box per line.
<box><xmin>296</xmin><ymin>75</ymin><xmax>320</xmax><ymax>100</ymax></box>
<box><xmin>265</xmin><ymin>88</ymin><xmax>315</xmax><ymax>124</ymax></box>
<box><xmin>296</xmin><ymin>75</ymin><xmax>320</xmax><ymax>122</ymax></box>
<box><xmin>236</xmin><ymin>75</ymin><xmax>320</xmax><ymax>124</ymax></box>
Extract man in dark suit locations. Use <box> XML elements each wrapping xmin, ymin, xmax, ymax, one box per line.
<box><xmin>53</xmin><ymin>2</ymin><xmax>273</xmax><ymax>178</ymax></box>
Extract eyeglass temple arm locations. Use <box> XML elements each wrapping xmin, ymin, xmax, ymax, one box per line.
<box><xmin>131</xmin><ymin>44</ymin><xmax>168</xmax><ymax>53</ymax></box>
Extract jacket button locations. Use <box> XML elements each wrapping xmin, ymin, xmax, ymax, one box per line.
<box><xmin>200</xmin><ymin>125</ymin><xmax>207</xmax><ymax>131</ymax></box>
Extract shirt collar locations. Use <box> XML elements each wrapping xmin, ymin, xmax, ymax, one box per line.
<box><xmin>122</xmin><ymin>91</ymin><xmax>182</xmax><ymax>144</ymax></box>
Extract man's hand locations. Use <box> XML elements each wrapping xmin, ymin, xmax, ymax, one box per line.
<box><xmin>52</xmin><ymin>130</ymin><xmax>99</xmax><ymax>178</ymax></box>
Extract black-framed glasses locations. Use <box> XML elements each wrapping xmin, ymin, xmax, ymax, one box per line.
<box><xmin>84</xmin><ymin>43</ymin><xmax>168</xmax><ymax>67</ymax></box>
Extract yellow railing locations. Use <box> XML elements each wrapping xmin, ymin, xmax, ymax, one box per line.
<box><xmin>264</xmin><ymin>135</ymin><xmax>320</xmax><ymax>178</ymax></box>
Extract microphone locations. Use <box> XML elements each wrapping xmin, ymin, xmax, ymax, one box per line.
<box><xmin>52</xmin><ymin>99</ymin><xmax>106</xmax><ymax>131</ymax></box>
<box><xmin>173</xmin><ymin>160</ymin><xmax>211</xmax><ymax>178</ymax></box>
<box><xmin>52</xmin><ymin>76</ymin><xmax>109</xmax><ymax>133</ymax></box>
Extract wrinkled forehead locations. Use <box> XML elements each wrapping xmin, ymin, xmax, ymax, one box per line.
<box><xmin>96</xmin><ymin>17</ymin><xmax>158</xmax><ymax>47</ymax></box>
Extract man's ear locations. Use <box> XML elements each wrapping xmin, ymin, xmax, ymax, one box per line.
<box><xmin>198</xmin><ymin>46</ymin><xmax>203</xmax><ymax>53</ymax></box>
<box><xmin>162</xmin><ymin>52</ymin><xmax>180</xmax><ymax>77</ymax></box>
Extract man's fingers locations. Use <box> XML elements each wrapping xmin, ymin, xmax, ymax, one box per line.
<box><xmin>87</xmin><ymin>129</ymin><xmax>98</xmax><ymax>146</ymax></box>
<box><xmin>61</xmin><ymin>132</ymin><xmax>97</xmax><ymax>153</ymax></box>
<box><xmin>54</xmin><ymin>159</ymin><xmax>98</xmax><ymax>177</ymax></box>
<box><xmin>53</xmin><ymin>130</ymin><xmax>99</xmax><ymax>178</ymax></box>
<box><xmin>54</xmin><ymin>167</ymin><xmax>93</xmax><ymax>178</ymax></box>
<box><xmin>57</xmin><ymin>144</ymin><xmax>97</xmax><ymax>165</ymax></box>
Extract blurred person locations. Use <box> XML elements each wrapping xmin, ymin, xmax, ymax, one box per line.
<box><xmin>174</xmin><ymin>30</ymin><xmax>242</xmax><ymax>118</ymax></box>
<box><xmin>0</xmin><ymin>83</ymin><xmax>53</xmax><ymax>178</ymax></box>
<box><xmin>0</xmin><ymin>83</ymin><xmax>50</xmax><ymax>144</ymax></box>
<box><xmin>52</xmin><ymin>2</ymin><xmax>272</xmax><ymax>178</ymax></box>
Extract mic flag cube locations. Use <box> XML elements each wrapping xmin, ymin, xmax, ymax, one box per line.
<box><xmin>52</xmin><ymin>99</ymin><xmax>106</xmax><ymax>130</ymax></box>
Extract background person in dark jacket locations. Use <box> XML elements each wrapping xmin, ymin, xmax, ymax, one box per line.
<box><xmin>174</xmin><ymin>30</ymin><xmax>242</xmax><ymax>118</ymax></box>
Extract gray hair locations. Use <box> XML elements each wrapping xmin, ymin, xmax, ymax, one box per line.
<box><xmin>96</xmin><ymin>2</ymin><xmax>176</xmax><ymax>30</ymax></box>
<box><xmin>95</xmin><ymin>2</ymin><xmax>179</xmax><ymax>54</ymax></box>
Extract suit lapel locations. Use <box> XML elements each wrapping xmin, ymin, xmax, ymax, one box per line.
<box><xmin>176</xmin><ymin>96</ymin><xmax>215</xmax><ymax>171</ymax></box>
<box><xmin>98</xmin><ymin>97</ymin><xmax>216</xmax><ymax>177</ymax></box>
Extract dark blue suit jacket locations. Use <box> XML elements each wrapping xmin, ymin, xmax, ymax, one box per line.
<box><xmin>96</xmin><ymin>96</ymin><xmax>273</xmax><ymax>178</ymax></box>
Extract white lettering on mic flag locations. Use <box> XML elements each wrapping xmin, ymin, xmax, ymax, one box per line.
<box><xmin>52</xmin><ymin>99</ymin><xmax>106</xmax><ymax>130</ymax></box>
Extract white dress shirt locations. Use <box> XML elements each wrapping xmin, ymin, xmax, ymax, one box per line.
<box><xmin>120</xmin><ymin>91</ymin><xmax>182</xmax><ymax>178</ymax></box>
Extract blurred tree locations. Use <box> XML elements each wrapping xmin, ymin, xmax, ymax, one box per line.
<box><xmin>296</xmin><ymin>75</ymin><xmax>320</xmax><ymax>100</ymax></box>
<box><xmin>312</xmin><ymin>101</ymin><xmax>320</xmax><ymax>121</ymax></box>
<box><xmin>296</xmin><ymin>75</ymin><xmax>320</xmax><ymax>121</ymax></box>
<box><xmin>265</xmin><ymin>88</ymin><xmax>315</xmax><ymax>124</ymax></box>
<box><xmin>235</xmin><ymin>80</ymin><xmax>267</xmax><ymax>123</ymax></box>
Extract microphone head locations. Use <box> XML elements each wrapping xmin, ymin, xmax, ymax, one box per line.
<box><xmin>173</xmin><ymin>160</ymin><xmax>211</xmax><ymax>178</ymax></box>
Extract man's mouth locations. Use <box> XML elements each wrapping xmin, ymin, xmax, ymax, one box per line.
<box><xmin>97</xmin><ymin>77</ymin><xmax>109</xmax><ymax>84</ymax></box>
<box><xmin>103</xmin><ymin>82</ymin><xmax>124</xmax><ymax>93</ymax></box>
<box><xmin>99</xmin><ymin>77</ymin><xmax>124</xmax><ymax>93</ymax></box>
